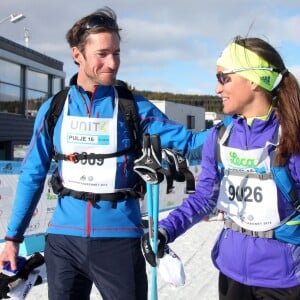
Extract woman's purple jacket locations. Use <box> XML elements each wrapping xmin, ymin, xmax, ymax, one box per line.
<box><xmin>159</xmin><ymin>111</ymin><xmax>300</xmax><ymax>288</ymax></box>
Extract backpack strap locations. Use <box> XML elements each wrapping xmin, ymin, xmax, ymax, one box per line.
<box><xmin>45</xmin><ymin>87</ymin><xmax>70</xmax><ymax>148</ymax></box>
<box><xmin>115</xmin><ymin>84</ymin><xmax>141</xmax><ymax>155</ymax></box>
<box><xmin>215</xmin><ymin>120</ymin><xmax>232</xmax><ymax>175</ymax></box>
<box><xmin>270</xmin><ymin>126</ymin><xmax>300</xmax><ymax>212</ymax></box>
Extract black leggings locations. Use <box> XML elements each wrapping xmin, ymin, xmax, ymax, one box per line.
<box><xmin>219</xmin><ymin>272</ymin><xmax>300</xmax><ymax>300</ymax></box>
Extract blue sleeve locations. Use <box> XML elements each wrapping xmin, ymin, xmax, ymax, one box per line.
<box><xmin>134</xmin><ymin>94</ymin><xmax>210</xmax><ymax>162</ymax></box>
<box><xmin>6</xmin><ymin>100</ymin><xmax>53</xmax><ymax>240</ymax></box>
<box><xmin>158</xmin><ymin>127</ymin><xmax>221</xmax><ymax>243</ymax></box>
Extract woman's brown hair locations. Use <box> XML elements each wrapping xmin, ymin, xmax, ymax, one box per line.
<box><xmin>235</xmin><ymin>36</ymin><xmax>300</xmax><ymax>166</ymax></box>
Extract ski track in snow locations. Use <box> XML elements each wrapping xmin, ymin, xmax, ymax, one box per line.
<box><xmin>0</xmin><ymin>212</ymin><xmax>223</xmax><ymax>300</ymax></box>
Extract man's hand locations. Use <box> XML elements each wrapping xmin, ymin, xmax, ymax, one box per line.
<box><xmin>0</xmin><ymin>241</ymin><xmax>19</xmax><ymax>272</ymax></box>
<box><xmin>142</xmin><ymin>230</ymin><xmax>167</xmax><ymax>267</ymax></box>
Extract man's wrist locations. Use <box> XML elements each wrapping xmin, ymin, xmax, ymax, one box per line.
<box><xmin>4</xmin><ymin>236</ymin><xmax>23</xmax><ymax>243</ymax></box>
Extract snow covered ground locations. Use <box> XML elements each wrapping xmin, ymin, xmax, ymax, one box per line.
<box><xmin>1</xmin><ymin>212</ymin><xmax>223</xmax><ymax>300</ymax></box>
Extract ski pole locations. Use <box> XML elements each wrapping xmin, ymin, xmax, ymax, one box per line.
<box><xmin>147</xmin><ymin>182</ymin><xmax>158</xmax><ymax>300</ymax></box>
<box><xmin>133</xmin><ymin>133</ymin><xmax>162</xmax><ymax>300</ymax></box>
<box><xmin>148</xmin><ymin>134</ymin><xmax>162</xmax><ymax>300</ymax></box>
<box><xmin>147</xmin><ymin>183</ymin><xmax>160</xmax><ymax>300</ymax></box>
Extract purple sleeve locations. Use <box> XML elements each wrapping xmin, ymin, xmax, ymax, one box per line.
<box><xmin>288</xmin><ymin>154</ymin><xmax>300</xmax><ymax>200</ymax></box>
<box><xmin>159</xmin><ymin>127</ymin><xmax>221</xmax><ymax>243</ymax></box>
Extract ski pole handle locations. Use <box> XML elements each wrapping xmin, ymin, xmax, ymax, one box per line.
<box><xmin>150</xmin><ymin>134</ymin><xmax>162</xmax><ymax>162</ymax></box>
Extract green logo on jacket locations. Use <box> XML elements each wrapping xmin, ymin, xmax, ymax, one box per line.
<box><xmin>229</xmin><ymin>151</ymin><xmax>258</xmax><ymax>168</ymax></box>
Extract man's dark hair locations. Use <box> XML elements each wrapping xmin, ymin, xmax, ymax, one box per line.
<box><xmin>66</xmin><ymin>6</ymin><xmax>121</xmax><ymax>53</ymax></box>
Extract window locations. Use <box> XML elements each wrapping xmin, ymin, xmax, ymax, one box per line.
<box><xmin>0</xmin><ymin>60</ymin><xmax>22</xmax><ymax>113</ymax></box>
<box><xmin>187</xmin><ymin>115</ymin><xmax>195</xmax><ymax>130</ymax></box>
<box><xmin>26</xmin><ymin>69</ymin><xmax>48</xmax><ymax>91</ymax></box>
<box><xmin>26</xmin><ymin>89</ymin><xmax>48</xmax><ymax>116</ymax></box>
<box><xmin>26</xmin><ymin>69</ymin><xmax>48</xmax><ymax>116</ymax></box>
<box><xmin>52</xmin><ymin>77</ymin><xmax>63</xmax><ymax>94</ymax></box>
<box><xmin>205</xmin><ymin>120</ymin><xmax>214</xmax><ymax>129</ymax></box>
<box><xmin>0</xmin><ymin>82</ymin><xmax>22</xmax><ymax>113</ymax></box>
<box><xmin>0</xmin><ymin>59</ymin><xmax>20</xmax><ymax>84</ymax></box>
<box><xmin>13</xmin><ymin>144</ymin><xmax>28</xmax><ymax>160</ymax></box>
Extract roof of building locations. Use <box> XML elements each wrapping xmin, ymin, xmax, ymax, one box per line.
<box><xmin>0</xmin><ymin>35</ymin><xmax>63</xmax><ymax>70</ymax></box>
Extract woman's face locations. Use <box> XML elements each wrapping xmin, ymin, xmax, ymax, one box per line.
<box><xmin>215</xmin><ymin>67</ymin><xmax>256</xmax><ymax>117</ymax></box>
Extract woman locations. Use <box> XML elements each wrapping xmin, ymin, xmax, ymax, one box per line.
<box><xmin>143</xmin><ymin>36</ymin><xmax>300</xmax><ymax>299</ymax></box>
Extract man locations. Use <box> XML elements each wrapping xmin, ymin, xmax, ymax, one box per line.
<box><xmin>0</xmin><ymin>7</ymin><xmax>207</xmax><ymax>300</ymax></box>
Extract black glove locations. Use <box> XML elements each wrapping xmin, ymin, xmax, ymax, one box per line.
<box><xmin>142</xmin><ymin>230</ymin><xmax>167</xmax><ymax>267</ymax></box>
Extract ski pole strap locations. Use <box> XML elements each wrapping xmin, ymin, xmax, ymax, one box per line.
<box><xmin>133</xmin><ymin>134</ymin><xmax>165</xmax><ymax>184</ymax></box>
<box><xmin>134</xmin><ymin>134</ymin><xmax>196</xmax><ymax>193</ymax></box>
<box><xmin>162</xmin><ymin>148</ymin><xmax>195</xmax><ymax>194</ymax></box>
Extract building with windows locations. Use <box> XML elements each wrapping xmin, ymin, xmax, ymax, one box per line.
<box><xmin>150</xmin><ymin>100</ymin><xmax>205</xmax><ymax>132</ymax></box>
<box><xmin>0</xmin><ymin>36</ymin><xmax>65</xmax><ymax>160</ymax></box>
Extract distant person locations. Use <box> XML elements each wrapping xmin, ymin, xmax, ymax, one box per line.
<box><xmin>143</xmin><ymin>36</ymin><xmax>300</xmax><ymax>300</ymax></box>
<box><xmin>0</xmin><ymin>6</ymin><xmax>209</xmax><ymax>300</ymax></box>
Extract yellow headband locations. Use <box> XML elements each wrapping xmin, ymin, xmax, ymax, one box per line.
<box><xmin>216</xmin><ymin>42</ymin><xmax>281</xmax><ymax>91</ymax></box>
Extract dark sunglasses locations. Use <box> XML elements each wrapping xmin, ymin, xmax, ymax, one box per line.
<box><xmin>84</xmin><ymin>15</ymin><xmax>119</xmax><ymax>31</ymax></box>
<box><xmin>216</xmin><ymin>71</ymin><xmax>233</xmax><ymax>85</ymax></box>
<box><xmin>216</xmin><ymin>67</ymin><xmax>278</xmax><ymax>85</ymax></box>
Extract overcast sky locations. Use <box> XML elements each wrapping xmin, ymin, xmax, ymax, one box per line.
<box><xmin>2</xmin><ymin>0</ymin><xmax>300</xmax><ymax>95</ymax></box>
